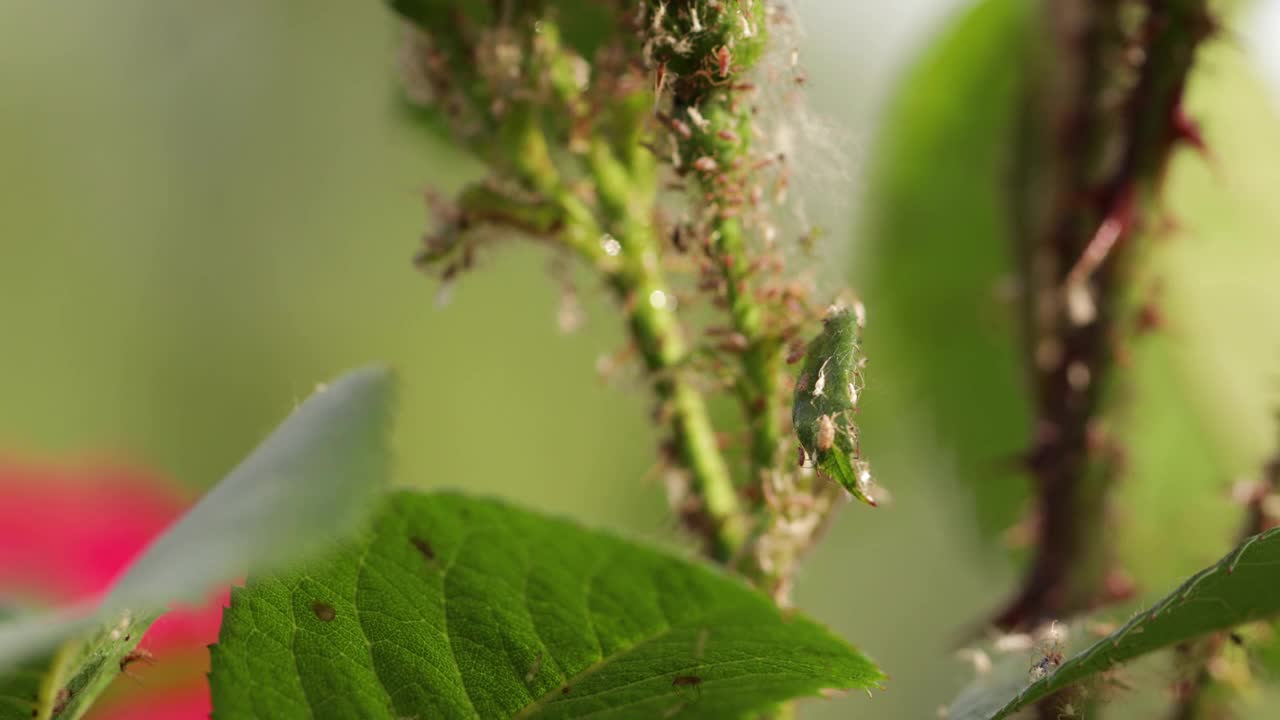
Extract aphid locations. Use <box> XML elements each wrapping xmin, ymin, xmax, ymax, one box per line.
<box><xmin>692</xmin><ymin>156</ymin><xmax>718</xmax><ymax>173</ymax></box>
<box><xmin>686</xmin><ymin>106</ymin><xmax>709</xmax><ymax>130</ymax></box>
<box><xmin>51</xmin><ymin>688</ymin><xmax>72</xmax><ymax>715</ymax></box>
<box><xmin>667</xmin><ymin>114</ymin><xmax>692</xmax><ymax>140</ymax></box>
<box><xmin>1028</xmin><ymin>654</ymin><xmax>1060</xmax><ymax>681</ymax></box>
<box><xmin>411</xmin><ymin>535</ymin><xmax>436</xmax><ymax>561</ymax></box>
<box><xmin>714</xmin><ymin>46</ymin><xmax>731</xmax><ymax>78</ymax></box>
<box><xmin>816</xmin><ymin>414</ymin><xmax>835</xmax><ymax>453</ymax></box>
<box><xmin>119</xmin><ymin>648</ymin><xmax>155</xmax><ymax>679</ymax></box>
<box><xmin>672</xmin><ymin>674</ymin><xmax>703</xmax><ymax>693</ymax></box>
<box><xmin>1028</xmin><ymin>621</ymin><xmax>1065</xmax><ymax>681</ymax></box>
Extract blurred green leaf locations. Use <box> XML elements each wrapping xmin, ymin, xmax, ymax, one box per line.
<box><xmin>0</xmin><ymin>366</ymin><xmax>395</xmax><ymax>720</ymax></box>
<box><xmin>947</xmin><ymin>527</ymin><xmax>1280</xmax><ymax>720</ymax></box>
<box><xmin>856</xmin><ymin>0</ymin><xmax>1033</xmax><ymax>536</ymax></box>
<box><xmin>210</xmin><ymin>490</ymin><xmax>884</xmax><ymax>719</ymax></box>
<box><xmin>1115</xmin><ymin>41</ymin><xmax>1280</xmax><ymax>593</ymax></box>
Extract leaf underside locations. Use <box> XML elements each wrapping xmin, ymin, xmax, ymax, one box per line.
<box><xmin>947</xmin><ymin>526</ymin><xmax>1280</xmax><ymax>720</ymax></box>
<box><xmin>210</xmin><ymin>490</ymin><xmax>884</xmax><ymax>719</ymax></box>
<box><xmin>0</xmin><ymin>366</ymin><xmax>395</xmax><ymax>720</ymax></box>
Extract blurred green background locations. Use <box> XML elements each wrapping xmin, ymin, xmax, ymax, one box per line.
<box><xmin>4</xmin><ymin>1</ymin><xmax>1280</xmax><ymax>717</ymax></box>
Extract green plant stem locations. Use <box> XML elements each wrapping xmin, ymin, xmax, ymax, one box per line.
<box><xmin>586</xmin><ymin>137</ymin><xmax>746</xmax><ymax>560</ymax></box>
<box><xmin>494</xmin><ymin>72</ymin><xmax>746</xmax><ymax>562</ymax></box>
<box><xmin>683</xmin><ymin>94</ymin><xmax>784</xmax><ymax>498</ymax></box>
<box><xmin>713</xmin><ymin>214</ymin><xmax>783</xmax><ymax>485</ymax></box>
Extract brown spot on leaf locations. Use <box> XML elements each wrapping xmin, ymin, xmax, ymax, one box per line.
<box><xmin>311</xmin><ymin>601</ymin><xmax>337</xmax><ymax>622</ymax></box>
<box><xmin>52</xmin><ymin>688</ymin><xmax>72</xmax><ymax>716</ymax></box>
<box><xmin>411</xmin><ymin>536</ymin><xmax>436</xmax><ymax>561</ymax></box>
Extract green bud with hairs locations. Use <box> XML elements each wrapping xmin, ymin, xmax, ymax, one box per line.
<box><xmin>792</xmin><ymin>304</ymin><xmax>877</xmax><ymax>506</ymax></box>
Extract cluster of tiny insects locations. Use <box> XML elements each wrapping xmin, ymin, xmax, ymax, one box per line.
<box><xmin>1029</xmin><ymin>621</ymin><xmax>1066</xmax><ymax>681</ymax></box>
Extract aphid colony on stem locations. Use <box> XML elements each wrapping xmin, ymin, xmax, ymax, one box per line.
<box><xmin>397</xmin><ymin>0</ymin><xmax>872</xmax><ymax>599</ymax></box>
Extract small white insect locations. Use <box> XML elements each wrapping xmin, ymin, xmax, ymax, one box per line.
<box><xmin>812</xmin><ymin>357</ymin><xmax>830</xmax><ymax>397</ymax></box>
<box><xmin>687</xmin><ymin>106</ymin><xmax>710</xmax><ymax>130</ymax></box>
<box><xmin>651</xmin><ymin>1</ymin><xmax>667</xmax><ymax>31</ymax></box>
<box><xmin>852</xmin><ymin>300</ymin><xmax>867</xmax><ymax>328</ymax></box>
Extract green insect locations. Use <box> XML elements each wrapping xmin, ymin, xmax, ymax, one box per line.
<box><xmin>792</xmin><ymin>304</ymin><xmax>877</xmax><ymax>506</ymax></box>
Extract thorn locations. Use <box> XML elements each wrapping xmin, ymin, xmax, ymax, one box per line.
<box><xmin>1171</xmin><ymin>105</ymin><xmax>1207</xmax><ymax>156</ymax></box>
<box><xmin>1065</xmin><ymin>184</ymin><xmax>1135</xmax><ymax>288</ymax></box>
<box><xmin>1102</xmin><ymin>568</ymin><xmax>1138</xmax><ymax>603</ymax></box>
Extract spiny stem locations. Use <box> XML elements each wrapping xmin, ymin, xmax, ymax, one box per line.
<box><xmin>684</xmin><ymin>89</ymin><xmax>785</xmax><ymax>494</ymax></box>
<box><xmin>996</xmin><ymin>0</ymin><xmax>1214</xmax><ymax>632</ymax></box>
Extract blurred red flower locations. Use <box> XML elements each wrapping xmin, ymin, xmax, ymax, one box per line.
<box><xmin>0</xmin><ymin>459</ymin><xmax>225</xmax><ymax>719</ymax></box>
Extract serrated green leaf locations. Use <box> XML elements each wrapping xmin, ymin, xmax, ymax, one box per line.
<box><xmin>210</xmin><ymin>490</ymin><xmax>883</xmax><ymax>719</ymax></box>
<box><xmin>0</xmin><ymin>366</ymin><xmax>395</xmax><ymax>720</ymax></box>
<box><xmin>945</xmin><ymin>527</ymin><xmax>1280</xmax><ymax>720</ymax></box>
